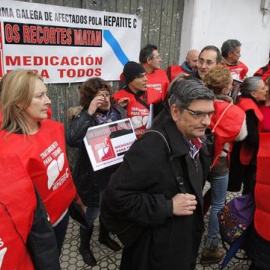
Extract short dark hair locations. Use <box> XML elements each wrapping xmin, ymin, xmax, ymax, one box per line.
<box><xmin>139</xmin><ymin>44</ymin><xmax>158</xmax><ymax>63</ymax></box>
<box><xmin>169</xmin><ymin>78</ymin><xmax>215</xmax><ymax>110</ymax></box>
<box><xmin>200</xmin><ymin>45</ymin><xmax>222</xmax><ymax>64</ymax></box>
<box><xmin>221</xmin><ymin>39</ymin><xmax>241</xmax><ymax>58</ymax></box>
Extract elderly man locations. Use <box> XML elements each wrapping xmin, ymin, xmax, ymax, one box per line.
<box><xmin>101</xmin><ymin>79</ymin><xmax>215</xmax><ymax>270</ymax></box>
<box><xmin>221</xmin><ymin>39</ymin><xmax>248</xmax><ymax>80</ymax></box>
<box><xmin>167</xmin><ymin>49</ymin><xmax>199</xmax><ymax>81</ymax></box>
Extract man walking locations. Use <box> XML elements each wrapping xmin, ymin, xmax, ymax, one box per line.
<box><xmin>101</xmin><ymin>79</ymin><xmax>215</xmax><ymax>270</ymax></box>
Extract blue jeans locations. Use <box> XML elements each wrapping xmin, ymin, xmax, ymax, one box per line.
<box><xmin>205</xmin><ymin>172</ymin><xmax>229</xmax><ymax>249</ymax></box>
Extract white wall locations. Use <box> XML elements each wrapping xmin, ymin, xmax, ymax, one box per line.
<box><xmin>180</xmin><ymin>0</ymin><xmax>270</xmax><ymax>75</ymax></box>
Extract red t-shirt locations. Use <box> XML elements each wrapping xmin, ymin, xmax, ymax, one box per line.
<box><xmin>224</xmin><ymin>61</ymin><xmax>248</xmax><ymax>80</ymax></box>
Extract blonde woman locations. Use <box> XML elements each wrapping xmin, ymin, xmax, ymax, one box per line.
<box><xmin>0</xmin><ymin>69</ymin><xmax>76</xmax><ymax>254</ymax></box>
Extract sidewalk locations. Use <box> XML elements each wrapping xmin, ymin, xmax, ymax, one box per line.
<box><xmin>60</xmin><ymin>183</ymin><xmax>251</xmax><ymax>270</ymax></box>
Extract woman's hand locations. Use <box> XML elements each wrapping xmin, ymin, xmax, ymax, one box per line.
<box><xmin>88</xmin><ymin>95</ymin><xmax>106</xmax><ymax>115</ymax></box>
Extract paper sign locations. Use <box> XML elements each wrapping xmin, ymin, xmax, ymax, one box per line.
<box><xmin>0</xmin><ymin>0</ymin><xmax>142</xmax><ymax>83</ymax></box>
<box><xmin>83</xmin><ymin>118</ymin><xmax>136</xmax><ymax>171</ymax></box>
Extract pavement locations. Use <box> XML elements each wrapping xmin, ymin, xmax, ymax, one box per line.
<box><xmin>60</xmin><ymin>183</ymin><xmax>252</xmax><ymax>270</ymax></box>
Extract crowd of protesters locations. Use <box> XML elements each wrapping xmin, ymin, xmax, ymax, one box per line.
<box><xmin>0</xmin><ymin>39</ymin><xmax>270</xmax><ymax>270</ymax></box>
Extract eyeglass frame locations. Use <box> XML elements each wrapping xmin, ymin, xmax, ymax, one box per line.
<box><xmin>185</xmin><ymin>107</ymin><xmax>216</xmax><ymax>120</ymax></box>
<box><xmin>198</xmin><ymin>59</ymin><xmax>216</xmax><ymax>67</ymax></box>
<box><xmin>96</xmin><ymin>93</ymin><xmax>111</xmax><ymax>99</ymax></box>
<box><xmin>150</xmin><ymin>55</ymin><xmax>161</xmax><ymax>60</ymax></box>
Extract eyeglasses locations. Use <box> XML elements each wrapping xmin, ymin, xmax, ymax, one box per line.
<box><xmin>185</xmin><ymin>108</ymin><xmax>215</xmax><ymax>119</ymax></box>
<box><xmin>96</xmin><ymin>93</ymin><xmax>110</xmax><ymax>99</ymax></box>
<box><xmin>151</xmin><ymin>55</ymin><xmax>161</xmax><ymax>60</ymax></box>
<box><xmin>198</xmin><ymin>59</ymin><xmax>216</xmax><ymax>67</ymax></box>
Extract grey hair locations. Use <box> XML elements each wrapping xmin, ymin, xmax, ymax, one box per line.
<box><xmin>240</xmin><ymin>77</ymin><xmax>263</xmax><ymax>95</ymax></box>
<box><xmin>169</xmin><ymin>78</ymin><xmax>215</xmax><ymax>110</ymax></box>
<box><xmin>221</xmin><ymin>39</ymin><xmax>241</xmax><ymax>58</ymax></box>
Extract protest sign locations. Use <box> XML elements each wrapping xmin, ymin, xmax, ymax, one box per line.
<box><xmin>0</xmin><ymin>0</ymin><xmax>142</xmax><ymax>83</ymax></box>
<box><xmin>83</xmin><ymin>118</ymin><xmax>136</xmax><ymax>171</ymax></box>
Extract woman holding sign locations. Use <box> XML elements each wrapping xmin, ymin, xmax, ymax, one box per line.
<box><xmin>66</xmin><ymin>77</ymin><xmax>126</xmax><ymax>266</ymax></box>
<box><xmin>0</xmin><ymin>69</ymin><xmax>76</xmax><ymax>255</ymax></box>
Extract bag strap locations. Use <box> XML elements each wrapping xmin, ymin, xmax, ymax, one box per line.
<box><xmin>145</xmin><ymin>130</ymin><xmax>187</xmax><ymax>194</ymax></box>
<box><xmin>211</xmin><ymin>102</ymin><xmax>233</xmax><ymax>167</ymax></box>
<box><xmin>212</xmin><ymin>102</ymin><xmax>233</xmax><ymax>133</ymax></box>
<box><xmin>124</xmin><ymin>86</ymin><xmax>150</xmax><ymax>110</ymax></box>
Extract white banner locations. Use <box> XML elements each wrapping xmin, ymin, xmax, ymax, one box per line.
<box><xmin>83</xmin><ymin>118</ymin><xmax>136</xmax><ymax>171</ymax></box>
<box><xmin>0</xmin><ymin>0</ymin><xmax>142</xmax><ymax>83</ymax></box>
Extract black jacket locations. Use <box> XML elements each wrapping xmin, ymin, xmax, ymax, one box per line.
<box><xmin>66</xmin><ymin>105</ymin><xmax>126</xmax><ymax>207</ymax></box>
<box><xmin>101</xmin><ymin>116</ymin><xmax>211</xmax><ymax>270</ymax></box>
<box><xmin>28</xmin><ymin>189</ymin><xmax>60</xmax><ymax>270</ymax></box>
<box><xmin>228</xmin><ymin>95</ymin><xmax>260</xmax><ymax>192</ymax></box>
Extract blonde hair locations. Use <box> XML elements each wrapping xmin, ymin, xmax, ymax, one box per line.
<box><xmin>203</xmin><ymin>64</ymin><xmax>232</xmax><ymax>95</ymax></box>
<box><xmin>0</xmin><ymin>69</ymin><xmax>43</xmax><ymax>135</ymax></box>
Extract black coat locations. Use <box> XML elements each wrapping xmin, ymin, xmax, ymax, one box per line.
<box><xmin>228</xmin><ymin>95</ymin><xmax>259</xmax><ymax>192</ymax></box>
<box><xmin>66</xmin><ymin>106</ymin><xmax>126</xmax><ymax>207</ymax></box>
<box><xmin>102</xmin><ymin>116</ymin><xmax>211</xmax><ymax>270</ymax></box>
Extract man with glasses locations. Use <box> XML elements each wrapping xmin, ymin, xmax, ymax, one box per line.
<box><xmin>139</xmin><ymin>44</ymin><xmax>170</xmax><ymax>108</ymax></box>
<box><xmin>195</xmin><ymin>45</ymin><xmax>222</xmax><ymax>80</ymax></box>
<box><xmin>118</xmin><ymin>44</ymin><xmax>169</xmax><ymax>121</ymax></box>
<box><xmin>221</xmin><ymin>39</ymin><xmax>248</xmax><ymax>81</ymax></box>
<box><xmin>101</xmin><ymin>79</ymin><xmax>215</xmax><ymax>270</ymax></box>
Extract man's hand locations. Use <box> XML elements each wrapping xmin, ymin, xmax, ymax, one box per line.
<box><xmin>118</xmin><ymin>97</ymin><xmax>130</xmax><ymax>107</ymax></box>
<box><xmin>172</xmin><ymin>193</ymin><xmax>197</xmax><ymax>216</ymax></box>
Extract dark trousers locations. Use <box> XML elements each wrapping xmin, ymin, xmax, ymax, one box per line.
<box><xmin>53</xmin><ymin>212</ymin><xmax>70</xmax><ymax>255</ymax></box>
<box><xmin>247</xmin><ymin>224</ymin><xmax>270</xmax><ymax>270</ymax></box>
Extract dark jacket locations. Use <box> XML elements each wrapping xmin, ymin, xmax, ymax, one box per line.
<box><xmin>28</xmin><ymin>189</ymin><xmax>61</xmax><ymax>270</ymax></box>
<box><xmin>66</xmin><ymin>105</ymin><xmax>126</xmax><ymax>207</ymax></box>
<box><xmin>228</xmin><ymin>95</ymin><xmax>261</xmax><ymax>192</ymax></box>
<box><xmin>101</xmin><ymin>116</ymin><xmax>210</xmax><ymax>270</ymax></box>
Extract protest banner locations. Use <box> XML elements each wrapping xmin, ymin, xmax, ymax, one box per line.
<box><xmin>83</xmin><ymin>118</ymin><xmax>136</xmax><ymax>171</ymax></box>
<box><xmin>0</xmin><ymin>0</ymin><xmax>142</xmax><ymax>83</ymax></box>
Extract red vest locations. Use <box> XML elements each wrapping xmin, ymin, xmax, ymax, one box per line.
<box><xmin>146</xmin><ymin>69</ymin><xmax>169</xmax><ymax>103</ymax></box>
<box><xmin>260</xmin><ymin>105</ymin><xmax>270</xmax><ymax>132</ymax></box>
<box><xmin>113</xmin><ymin>90</ymin><xmax>149</xmax><ymax>138</ymax></box>
<box><xmin>255</xmin><ymin>133</ymin><xmax>270</xmax><ymax>241</ymax></box>
<box><xmin>209</xmin><ymin>101</ymin><xmax>245</xmax><ymax>167</ymax></box>
<box><xmin>253</xmin><ymin>63</ymin><xmax>270</xmax><ymax>82</ymax></box>
<box><xmin>166</xmin><ymin>65</ymin><xmax>191</xmax><ymax>81</ymax></box>
<box><xmin>0</xmin><ymin>120</ymin><xmax>76</xmax><ymax>224</ymax></box>
<box><xmin>237</xmin><ymin>97</ymin><xmax>264</xmax><ymax>165</ymax></box>
<box><xmin>0</xmin><ymin>154</ymin><xmax>36</xmax><ymax>269</ymax></box>
<box><xmin>224</xmin><ymin>61</ymin><xmax>248</xmax><ymax>80</ymax></box>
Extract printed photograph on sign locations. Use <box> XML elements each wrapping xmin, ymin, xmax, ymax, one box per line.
<box><xmin>83</xmin><ymin>118</ymin><xmax>136</xmax><ymax>171</ymax></box>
